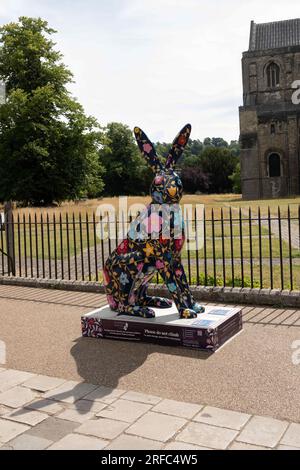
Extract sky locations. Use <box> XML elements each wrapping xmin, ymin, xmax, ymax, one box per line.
<box><xmin>0</xmin><ymin>0</ymin><xmax>300</xmax><ymax>142</ymax></box>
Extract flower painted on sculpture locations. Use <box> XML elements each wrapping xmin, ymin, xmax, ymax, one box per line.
<box><xmin>174</xmin><ymin>238</ymin><xmax>184</xmax><ymax>251</ymax></box>
<box><xmin>159</xmin><ymin>235</ymin><xmax>169</xmax><ymax>245</ymax></box>
<box><xmin>167</xmin><ymin>282</ymin><xmax>177</xmax><ymax>293</ymax></box>
<box><xmin>156</xmin><ymin>260</ymin><xmax>164</xmax><ymax>269</ymax></box>
<box><xmin>117</xmin><ymin>239</ymin><xmax>129</xmax><ymax>255</ymax></box>
<box><xmin>143</xmin><ymin>143</ymin><xmax>152</xmax><ymax>154</ymax></box>
<box><xmin>154</xmin><ymin>175</ymin><xmax>164</xmax><ymax>185</ymax></box>
<box><xmin>120</xmin><ymin>273</ymin><xmax>129</xmax><ymax>285</ymax></box>
<box><xmin>107</xmin><ymin>295</ymin><xmax>118</xmax><ymax>309</ymax></box>
<box><xmin>143</xmin><ymin>243</ymin><xmax>154</xmax><ymax>257</ymax></box>
<box><xmin>178</xmin><ymin>135</ymin><xmax>186</xmax><ymax>146</ymax></box>
<box><xmin>175</xmin><ymin>268</ymin><xmax>182</xmax><ymax>277</ymax></box>
<box><xmin>137</xmin><ymin>262</ymin><xmax>144</xmax><ymax>272</ymax></box>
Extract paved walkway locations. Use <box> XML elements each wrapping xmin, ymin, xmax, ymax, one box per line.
<box><xmin>0</xmin><ymin>285</ymin><xmax>300</xmax><ymax>449</ymax></box>
<box><xmin>0</xmin><ymin>367</ymin><xmax>299</xmax><ymax>450</ymax></box>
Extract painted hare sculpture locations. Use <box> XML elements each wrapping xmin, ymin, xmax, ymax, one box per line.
<box><xmin>103</xmin><ymin>124</ymin><xmax>205</xmax><ymax>319</ymax></box>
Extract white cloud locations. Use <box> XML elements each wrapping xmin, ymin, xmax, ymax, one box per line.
<box><xmin>1</xmin><ymin>0</ymin><xmax>300</xmax><ymax>142</ymax></box>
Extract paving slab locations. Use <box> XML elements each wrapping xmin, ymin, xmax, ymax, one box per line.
<box><xmin>164</xmin><ymin>442</ymin><xmax>212</xmax><ymax>450</ymax></box>
<box><xmin>83</xmin><ymin>386</ymin><xmax>126</xmax><ymax>404</ymax></box>
<box><xmin>4</xmin><ymin>407</ymin><xmax>48</xmax><ymax>426</ymax></box>
<box><xmin>106</xmin><ymin>434</ymin><xmax>164</xmax><ymax>450</ymax></box>
<box><xmin>122</xmin><ymin>391</ymin><xmax>161</xmax><ymax>405</ymax></box>
<box><xmin>57</xmin><ymin>408</ymin><xmax>95</xmax><ymax>423</ymax></box>
<box><xmin>0</xmin><ymin>418</ymin><xmax>30</xmax><ymax>443</ymax></box>
<box><xmin>44</xmin><ymin>381</ymin><xmax>98</xmax><ymax>404</ymax></box>
<box><xmin>236</xmin><ymin>416</ymin><xmax>289</xmax><ymax>448</ymax></box>
<box><xmin>277</xmin><ymin>444</ymin><xmax>300</xmax><ymax>450</ymax></box>
<box><xmin>68</xmin><ymin>399</ymin><xmax>107</xmax><ymax>414</ymax></box>
<box><xmin>280</xmin><ymin>423</ymin><xmax>300</xmax><ymax>448</ymax></box>
<box><xmin>126</xmin><ymin>412</ymin><xmax>186</xmax><ymax>442</ymax></box>
<box><xmin>22</xmin><ymin>375</ymin><xmax>66</xmax><ymax>392</ymax></box>
<box><xmin>0</xmin><ymin>369</ymin><xmax>36</xmax><ymax>393</ymax></box>
<box><xmin>97</xmin><ymin>399</ymin><xmax>151</xmax><ymax>423</ymax></box>
<box><xmin>48</xmin><ymin>433</ymin><xmax>107</xmax><ymax>450</ymax></box>
<box><xmin>153</xmin><ymin>399</ymin><xmax>202</xmax><ymax>419</ymax></box>
<box><xmin>176</xmin><ymin>422</ymin><xmax>238</xmax><ymax>450</ymax></box>
<box><xmin>5</xmin><ymin>434</ymin><xmax>52</xmax><ymax>450</ymax></box>
<box><xmin>229</xmin><ymin>442</ymin><xmax>270</xmax><ymax>450</ymax></box>
<box><xmin>194</xmin><ymin>406</ymin><xmax>251</xmax><ymax>430</ymax></box>
<box><xmin>26</xmin><ymin>398</ymin><xmax>64</xmax><ymax>415</ymax></box>
<box><xmin>0</xmin><ymin>386</ymin><xmax>37</xmax><ymax>408</ymax></box>
<box><xmin>76</xmin><ymin>418</ymin><xmax>128</xmax><ymax>440</ymax></box>
<box><xmin>26</xmin><ymin>417</ymin><xmax>79</xmax><ymax>441</ymax></box>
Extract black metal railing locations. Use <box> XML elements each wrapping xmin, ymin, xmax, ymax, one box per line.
<box><xmin>0</xmin><ymin>206</ymin><xmax>300</xmax><ymax>291</ymax></box>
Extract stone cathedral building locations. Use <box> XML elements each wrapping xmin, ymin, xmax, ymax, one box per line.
<box><xmin>239</xmin><ymin>18</ymin><xmax>300</xmax><ymax>199</ymax></box>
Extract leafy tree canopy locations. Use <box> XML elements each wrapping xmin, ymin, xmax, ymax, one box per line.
<box><xmin>0</xmin><ymin>17</ymin><xmax>104</xmax><ymax>205</ymax></box>
<box><xmin>99</xmin><ymin>122</ymin><xmax>152</xmax><ymax>196</ymax></box>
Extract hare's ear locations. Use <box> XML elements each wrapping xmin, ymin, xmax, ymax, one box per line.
<box><xmin>134</xmin><ymin>127</ymin><xmax>163</xmax><ymax>173</ymax></box>
<box><xmin>165</xmin><ymin>124</ymin><xmax>191</xmax><ymax>169</ymax></box>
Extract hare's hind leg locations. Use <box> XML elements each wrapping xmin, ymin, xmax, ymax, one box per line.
<box><xmin>133</xmin><ymin>263</ymin><xmax>172</xmax><ymax>309</ymax></box>
<box><xmin>111</xmin><ymin>254</ymin><xmax>156</xmax><ymax>319</ymax></box>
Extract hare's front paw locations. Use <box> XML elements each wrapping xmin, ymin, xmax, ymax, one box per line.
<box><xmin>141</xmin><ymin>296</ymin><xmax>172</xmax><ymax>309</ymax></box>
<box><xmin>179</xmin><ymin>308</ymin><xmax>198</xmax><ymax>319</ymax></box>
<box><xmin>192</xmin><ymin>303</ymin><xmax>205</xmax><ymax>314</ymax></box>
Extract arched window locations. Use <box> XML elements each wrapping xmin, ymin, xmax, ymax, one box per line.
<box><xmin>266</xmin><ymin>62</ymin><xmax>280</xmax><ymax>88</ymax></box>
<box><xmin>269</xmin><ymin>153</ymin><xmax>281</xmax><ymax>177</ymax></box>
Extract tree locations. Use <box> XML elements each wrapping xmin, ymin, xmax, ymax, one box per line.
<box><xmin>99</xmin><ymin>122</ymin><xmax>152</xmax><ymax>196</ymax></box>
<box><xmin>229</xmin><ymin>162</ymin><xmax>241</xmax><ymax>193</ymax></box>
<box><xmin>0</xmin><ymin>17</ymin><xmax>104</xmax><ymax>205</ymax></box>
<box><xmin>181</xmin><ymin>166</ymin><xmax>210</xmax><ymax>193</ymax></box>
<box><xmin>199</xmin><ymin>147</ymin><xmax>238</xmax><ymax>193</ymax></box>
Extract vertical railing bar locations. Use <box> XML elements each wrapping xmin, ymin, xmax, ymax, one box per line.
<box><xmin>17</xmin><ymin>213</ymin><xmax>22</xmax><ymax>277</ymax></box>
<box><xmin>79</xmin><ymin>212</ymin><xmax>84</xmax><ymax>280</ymax></box>
<box><xmin>115</xmin><ymin>214</ymin><xmax>119</xmax><ymax>249</ymax></box>
<box><xmin>93</xmin><ymin>212</ymin><xmax>99</xmax><ymax>282</ymax></box>
<box><xmin>59</xmin><ymin>213</ymin><xmax>64</xmax><ymax>279</ymax></box>
<box><xmin>108</xmin><ymin>212</ymin><xmax>112</xmax><ymax>256</ymax></box>
<box><xmin>86</xmin><ymin>212</ymin><xmax>91</xmax><ymax>281</ymax></box>
<box><xmin>239</xmin><ymin>208</ymin><xmax>244</xmax><ymax>288</ymax></box>
<box><xmin>229</xmin><ymin>207</ymin><xmax>235</xmax><ymax>287</ymax></box>
<box><xmin>195</xmin><ymin>208</ymin><xmax>200</xmax><ymax>286</ymax></box>
<box><xmin>258</xmin><ymin>207</ymin><xmax>262</xmax><ymax>289</ymax></box>
<box><xmin>221</xmin><ymin>208</ymin><xmax>226</xmax><ymax>287</ymax></box>
<box><xmin>53</xmin><ymin>214</ymin><xmax>58</xmax><ymax>279</ymax></box>
<box><xmin>23</xmin><ymin>214</ymin><xmax>28</xmax><ymax>278</ymax></box>
<box><xmin>40</xmin><ymin>214</ymin><xmax>45</xmax><ymax>278</ymax></box>
<box><xmin>99</xmin><ymin>215</ymin><xmax>105</xmax><ymax>278</ymax></box>
<box><xmin>203</xmin><ymin>208</ymin><xmax>207</xmax><ymax>286</ymax></box>
<box><xmin>288</xmin><ymin>205</ymin><xmax>293</xmax><ymax>291</ymax></box>
<box><xmin>212</xmin><ymin>209</ymin><xmax>216</xmax><ymax>286</ymax></box>
<box><xmin>34</xmin><ymin>213</ymin><xmax>39</xmax><ymax>278</ymax></box>
<box><xmin>249</xmin><ymin>207</ymin><xmax>253</xmax><ymax>288</ymax></box>
<box><xmin>0</xmin><ymin>214</ymin><xmax>4</xmax><ymax>275</ymax></box>
<box><xmin>46</xmin><ymin>213</ymin><xmax>51</xmax><ymax>279</ymax></box>
<box><xmin>72</xmin><ymin>213</ymin><xmax>78</xmax><ymax>281</ymax></box>
<box><xmin>11</xmin><ymin>213</ymin><xmax>16</xmax><ymax>276</ymax></box>
<box><xmin>278</xmin><ymin>206</ymin><xmax>284</xmax><ymax>290</ymax></box>
<box><xmin>186</xmin><ymin>215</ymin><xmax>192</xmax><ymax>285</ymax></box>
<box><xmin>268</xmin><ymin>206</ymin><xmax>273</xmax><ymax>290</ymax></box>
<box><xmin>29</xmin><ymin>214</ymin><xmax>33</xmax><ymax>278</ymax></box>
<box><xmin>66</xmin><ymin>213</ymin><xmax>71</xmax><ymax>280</ymax></box>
